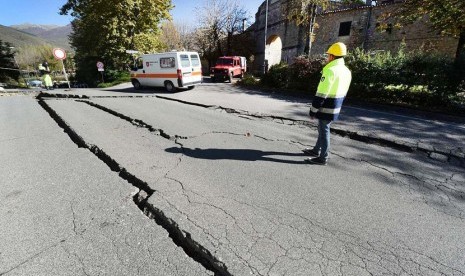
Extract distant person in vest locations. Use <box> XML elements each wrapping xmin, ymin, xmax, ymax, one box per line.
<box><xmin>39</xmin><ymin>61</ymin><xmax>53</xmax><ymax>90</ymax></box>
<box><xmin>303</xmin><ymin>42</ymin><xmax>352</xmax><ymax>165</ymax></box>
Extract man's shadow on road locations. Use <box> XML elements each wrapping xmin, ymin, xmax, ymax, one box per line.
<box><xmin>165</xmin><ymin>147</ymin><xmax>307</xmax><ymax>164</ymax></box>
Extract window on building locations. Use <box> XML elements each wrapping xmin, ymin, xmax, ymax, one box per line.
<box><xmin>338</xmin><ymin>21</ymin><xmax>352</xmax><ymax>36</ymax></box>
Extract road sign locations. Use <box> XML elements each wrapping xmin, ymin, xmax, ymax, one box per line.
<box><xmin>53</xmin><ymin>48</ymin><xmax>70</xmax><ymax>88</ymax></box>
<box><xmin>125</xmin><ymin>50</ymin><xmax>139</xmax><ymax>54</ymax></box>
<box><xmin>96</xmin><ymin>61</ymin><xmax>104</xmax><ymax>69</ymax></box>
<box><xmin>98</xmin><ymin>68</ymin><xmax>104</xmax><ymax>72</ymax></box>
<box><xmin>53</xmin><ymin>48</ymin><xmax>66</xmax><ymax>60</ymax></box>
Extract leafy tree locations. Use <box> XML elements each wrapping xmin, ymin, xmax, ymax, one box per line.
<box><xmin>0</xmin><ymin>40</ymin><xmax>19</xmax><ymax>82</ymax></box>
<box><xmin>60</xmin><ymin>0</ymin><xmax>172</xmax><ymax>85</ymax></box>
<box><xmin>283</xmin><ymin>0</ymin><xmax>328</xmax><ymax>55</ymax></box>
<box><xmin>133</xmin><ymin>31</ymin><xmax>166</xmax><ymax>54</ymax></box>
<box><xmin>191</xmin><ymin>28</ymin><xmax>218</xmax><ymax>69</ymax></box>
<box><xmin>389</xmin><ymin>0</ymin><xmax>465</xmax><ymax>64</ymax></box>
<box><xmin>284</xmin><ymin>0</ymin><xmax>328</xmax><ymax>27</ymax></box>
<box><xmin>15</xmin><ymin>44</ymin><xmax>59</xmax><ymax>72</ymax></box>
<box><xmin>160</xmin><ymin>21</ymin><xmax>182</xmax><ymax>51</ymax></box>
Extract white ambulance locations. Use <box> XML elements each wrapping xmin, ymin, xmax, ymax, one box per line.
<box><xmin>130</xmin><ymin>51</ymin><xmax>202</xmax><ymax>92</ymax></box>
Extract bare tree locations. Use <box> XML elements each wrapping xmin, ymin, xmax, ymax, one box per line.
<box><xmin>194</xmin><ymin>0</ymin><xmax>249</xmax><ymax>63</ymax></box>
<box><xmin>224</xmin><ymin>1</ymin><xmax>248</xmax><ymax>55</ymax></box>
<box><xmin>196</xmin><ymin>0</ymin><xmax>226</xmax><ymax>57</ymax></box>
<box><xmin>176</xmin><ymin>21</ymin><xmax>196</xmax><ymax>51</ymax></box>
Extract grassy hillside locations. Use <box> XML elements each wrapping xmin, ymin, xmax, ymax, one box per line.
<box><xmin>1</xmin><ymin>24</ymin><xmax>71</xmax><ymax>50</ymax></box>
<box><xmin>38</xmin><ymin>25</ymin><xmax>72</xmax><ymax>50</ymax></box>
<box><xmin>10</xmin><ymin>24</ymin><xmax>60</xmax><ymax>35</ymax></box>
<box><xmin>0</xmin><ymin>24</ymin><xmax>49</xmax><ymax>48</ymax></box>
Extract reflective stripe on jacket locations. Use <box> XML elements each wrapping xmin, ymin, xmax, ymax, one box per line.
<box><xmin>310</xmin><ymin>58</ymin><xmax>351</xmax><ymax>121</ymax></box>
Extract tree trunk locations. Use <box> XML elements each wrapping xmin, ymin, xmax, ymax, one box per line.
<box><xmin>455</xmin><ymin>29</ymin><xmax>465</xmax><ymax>66</ymax></box>
<box><xmin>227</xmin><ymin>31</ymin><xmax>232</xmax><ymax>56</ymax></box>
<box><xmin>305</xmin><ymin>4</ymin><xmax>317</xmax><ymax>57</ymax></box>
<box><xmin>217</xmin><ymin>39</ymin><xmax>223</xmax><ymax>57</ymax></box>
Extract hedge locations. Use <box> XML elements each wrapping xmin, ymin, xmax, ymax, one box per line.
<box><xmin>258</xmin><ymin>48</ymin><xmax>465</xmax><ymax>111</ymax></box>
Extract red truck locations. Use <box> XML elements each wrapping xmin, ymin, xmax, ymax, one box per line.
<box><xmin>210</xmin><ymin>56</ymin><xmax>247</xmax><ymax>83</ymax></box>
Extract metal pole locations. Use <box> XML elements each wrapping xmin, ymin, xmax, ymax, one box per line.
<box><xmin>61</xmin><ymin>59</ymin><xmax>71</xmax><ymax>89</ymax></box>
<box><xmin>263</xmin><ymin>0</ymin><xmax>269</xmax><ymax>74</ymax></box>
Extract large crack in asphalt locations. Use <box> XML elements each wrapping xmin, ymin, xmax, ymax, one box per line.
<box><xmin>74</xmin><ymin>99</ymin><xmax>465</xmax><ymax>211</ymax></box>
<box><xmin>154</xmin><ymin>95</ymin><xmax>464</xmax><ymax>168</ymax></box>
<box><xmin>37</xmin><ymin>92</ymin><xmax>465</xmax><ymax>167</ymax></box>
<box><xmin>75</xmin><ymin>100</ymin><xmax>188</xmax><ymax>141</ymax></box>
<box><xmin>37</xmin><ymin>99</ymin><xmax>232</xmax><ymax>276</ymax></box>
<box><xmin>35</xmin><ymin>97</ymin><xmax>465</xmax><ymax>275</ymax></box>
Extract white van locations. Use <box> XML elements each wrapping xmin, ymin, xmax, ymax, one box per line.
<box><xmin>130</xmin><ymin>51</ymin><xmax>202</xmax><ymax>92</ymax></box>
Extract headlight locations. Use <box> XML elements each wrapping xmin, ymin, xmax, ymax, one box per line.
<box><xmin>224</xmin><ymin>70</ymin><xmax>228</xmax><ymax>73</ymax></box>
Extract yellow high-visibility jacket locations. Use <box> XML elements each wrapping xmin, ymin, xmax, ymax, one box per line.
<box><xmin>310</xmin><ymin>58</ymin><xmax>352</xmax><ymax>121</ymax></box>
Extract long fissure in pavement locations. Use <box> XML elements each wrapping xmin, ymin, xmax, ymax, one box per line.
<box><xmin>35</xmin><ymin>96</ymin><xmax>465</xmax><ymax>275</ymax></box>
<box><xmin>37</xmin><ymin>92</ymin><xmax>464</xmax><ymax>166</ymax></box>
<box><xmin>37</xmin><ymin>99</ymin><xmax>232</xmax><ymax>276</ymax></box>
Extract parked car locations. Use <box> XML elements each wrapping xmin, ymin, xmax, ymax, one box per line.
<box><xmin>210</xmin><ymin>56</ymin><xmax>247</xmax><ymax>83</ymax></box>
<box><xmin>28</xmin><ymin>80</ymin><xmax>43</xmax><ymax>87</ymax></box>
<box><xmin>53</xmin><ymin>81</ymin><xmax>70</xmax><ymax>88</ymax></box>
<box><xmin>71</xmin><ymin>82</ymin><xmax>88</xmax><ymax>88</ymax></box>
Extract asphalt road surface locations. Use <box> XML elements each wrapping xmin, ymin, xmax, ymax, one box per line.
<box><xmin>1</xmin><ymin>82</ymin><xmax>464</xmax><ymax>276</ymax></box>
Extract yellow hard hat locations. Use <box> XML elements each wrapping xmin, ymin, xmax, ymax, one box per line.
<box><xmin>326</xmin><ymin>42</ymin><xmax>347</xmax><ymax>56</ymax></box>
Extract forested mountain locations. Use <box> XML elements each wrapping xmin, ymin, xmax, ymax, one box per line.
<box><xmin>1</xmin><ymin>24</ymin><xmax>71</xmax><ymax>50</ymax></box>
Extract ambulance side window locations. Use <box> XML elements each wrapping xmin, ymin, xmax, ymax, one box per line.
<box><xmin>180</xmin><ymin>55</ymin><xmax>191</xmax><ymax>68</ymax></box>
<box><xmin>160</xmin><ymin>57</ymin><xmax>175</xmax><ymax>68</ymax></box>
<box><xmin>190</xmin><ymin>54</ymin><xmax>200</xmax><ymax>67</ymax></box>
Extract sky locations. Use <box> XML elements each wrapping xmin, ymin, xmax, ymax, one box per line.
<box><xmin>0</xmin><ymin>0</ymin><xmax>264</xmax><ymax>27</ymax></box>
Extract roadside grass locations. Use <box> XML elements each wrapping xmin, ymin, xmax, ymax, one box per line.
<box><xmin>97</xmin><ymin>71</ymin><xmax>130</xmax><ymax>88</ymax></box>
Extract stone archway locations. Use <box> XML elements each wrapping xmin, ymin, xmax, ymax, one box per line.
<box><xmin>265</xmin><ymin>35</ymin><xmax>282</xmax><ymax>67</ymax></box>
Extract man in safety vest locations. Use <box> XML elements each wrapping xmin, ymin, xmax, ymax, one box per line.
<box><xmin>303</xmin><ymin>42</ymin><xmax>352</xmax><ymax>165</ymax></box>
<box><xmin>39</xmin><ymin>61</ymin><xmax>53</xmax><ymax>90</ymax></box>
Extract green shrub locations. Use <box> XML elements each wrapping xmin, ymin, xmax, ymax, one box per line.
<box><xmin>288</xmin><ymin>55</ymin><xmax>324</xmax><ymax>91</ymax></box>
<box><xmin>260</xmin><ymin>63</ymin><xmax>289</xmax><ymax>88</ymax></box>
<box><xmin>346</xmin><ymin>47</ymin><xmax>464</xmax><ymax>108</ymax></box>
<box><xmin>97</xmin><ymin>70</ymin><xmax>130</xmax><ymax>88</ymax></box>
<box><xmin>237</xmin><ymin>74</ymin><xmax>259</xmax><ymax>86</ymax></box>
<box><xmin>243</xmin><ymin>47</ymin><xmax>464</xmax><ymax>112</ymax></box>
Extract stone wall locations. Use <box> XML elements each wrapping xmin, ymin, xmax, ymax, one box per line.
<box><xmin>253</xmin><ymin>0</ymin><xmax>305</xmax><ymax>72</ymax></box>
<box><xmin>313</xmin><ymin>4</ymin><xmax>458</xmax><ymax>56</ymax></box>
<box><xmin>252</xmin><ymin>0</ymin><xmax>458</xmax><ymax>71</ymax></box>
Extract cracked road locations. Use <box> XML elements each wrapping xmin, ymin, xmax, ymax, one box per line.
<box><xmin>1</xmin><ymin>83</ymin><xmax>464</xmax><ymax>276</ymax></box>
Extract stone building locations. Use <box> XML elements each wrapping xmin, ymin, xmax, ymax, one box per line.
<box><xmin>252</xmin><ymin>0</ymin><xmax>459</xmax><ymax>72</ymax></box>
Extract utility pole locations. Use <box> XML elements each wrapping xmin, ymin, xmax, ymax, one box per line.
<box><xmin>263</xmin><ymin>0</ymin><xmax>269</xmax><ymax>74</ymax></box>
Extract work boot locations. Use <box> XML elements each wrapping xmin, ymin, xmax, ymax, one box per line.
<box><xmin>302</xmin><ymin>148</ymin><xmax>319</xmax><ymax>157</ymax></box>
<box><xmin>304</xmin><ymin>157</ymin><xmax>327</xmax><ymax>165</ymax></box>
